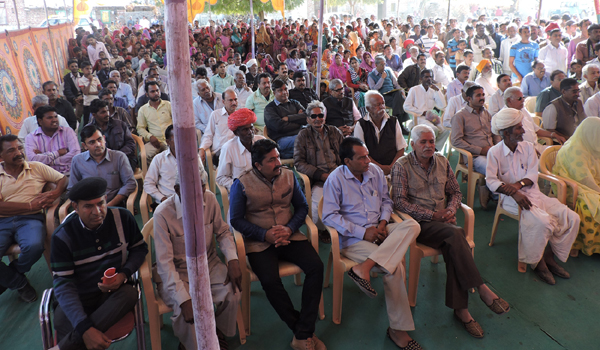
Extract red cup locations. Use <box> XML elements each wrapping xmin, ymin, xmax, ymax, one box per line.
<box><xmin>103</xmin><ymin>267</ymin><xmax>117</xmax><ymax>284</ymax></box>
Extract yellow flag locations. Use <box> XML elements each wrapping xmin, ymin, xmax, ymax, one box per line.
<box><xmin>187</xmin><ymin>0</ymin><xmax>207</xmax><ymax>24</ymax></box>
<box><xmin>73</xmin><ymin>0</ymin><xmax>93</xmax><ymax>24</ymax></box>
<box><xmin>271</xmin><ymin>0</ymin><xmax>285</xmax><ymax>18</ymax></box>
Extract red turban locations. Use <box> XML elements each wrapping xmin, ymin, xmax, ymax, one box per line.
<box><xmin>228</xmin><ymin>108</ymin><xmax>257</xmax><ymax>132</ymax></box>
<box><xmin>403</xmin><ymin>39</ymin><xmax>414</xmax><ymax>49</ymax></box>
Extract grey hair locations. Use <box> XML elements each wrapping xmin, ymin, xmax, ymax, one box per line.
<box><xmin>234</xmin><ymin>70</ymin><xmax>245</xmax><ymax>78</ymax></box>
<box><xmin>109</xmin><ymin>70</ymin><xmax>120</xmax><ymax>77</ymax></box>
<box><xmin>32</xmin><ymin>95</ymin><xmax>49</xmax><ymax>106</ymax></box>
<box><xmin>364</xmin><ymin>90</ymin><xmax>383</xmax><ymax>108</ymax></box>
<box><xmin>503</xmin><ymin>86</ymin><xmax>522</xmax><ymax>104</ymax></box>
<box><xmin>507</xmin><ymin>23</ymin><xmax>518</xmax><ymax>31</ymax></box>
<box><xmin>410</xmin><ymin>124</ymin><xmax>436</xmax><ymax>142</ymax></box>
<box><xmin>306</xmin><ymin>100</ymin><xmax>326</xmax><ymax>116</ymax></box>
<box><xmin>583</xmin><ymin>63</ymin><xmax>600</xmax><ymax>78</ymax></box>
<box><xmin>374</xmin><ymin>55</ymin><xmax>386</xmax><ymax>65</ymax></box>
<box><xmin>329</xmin><ymin>78</ymin><xmax>343</xmax><ymax>90</ymax></box>
<box><xmin>196</xmin><ymin>79</ymin><xmax>211</xmax><ymax>89</ymax></box>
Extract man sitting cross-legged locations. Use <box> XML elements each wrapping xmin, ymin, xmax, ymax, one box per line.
<box><xmin>154</xmin><ymin>168</ymin><xmax>242</xmax><ymax>350</ymax></box>
<box><xmin>322</xmin><ymin>137</ymin><xmax>422</xmax><ymax>349</ymax></box>
<box><xmin>391</xmin><ymin>125</ymin><xmax>510</xmax><ymax>338</ymax></box>
<box><xmin>50</xmin><ymin>177</ymin><xmax>148</xmax><ymax>350</ymax></box>
<box><xmin>486</xmin><ymin>108</ymin><xmax>580</xmax><ymax>285</ymax></box>
<box><xmin>229</xmin><ymin>139</ymin><xmax>326</xmax><ymax>350</ymax></box>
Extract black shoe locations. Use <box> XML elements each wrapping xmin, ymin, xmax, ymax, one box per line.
<box><xmin>17</xmin><ymin>280</ymin><xmax>37</xmax><ymax>303</ymax></box>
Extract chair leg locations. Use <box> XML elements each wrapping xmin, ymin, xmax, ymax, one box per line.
<box><xmin>324</xmin><ymin>251</ymin><xmax>333</xmax><ymax>288</ymax></box>
<box><xmin>408</xmin><ymin>250</ymin><xmax>425</xmax><ymax>308</ymax></box>
<box><xmin>489</xmin><ymin>208</ymin><xmax>503</xmax><ymax>247</ymax></box>
<box><xmin>318</xmin><ymin>292</ymin><xmax>325</xmax><ymax>320</ymax></box>
<box><xmin>294</xmin><ymin>273</ymin><xmax>302</xmax><ymax>286</ymax></box>
<box><xmin>242</xmin><ymin>277</ymin><xmax>251</xmax><ymax>336</ymax></box>
<box><xmin>332</xmin><ymin>263</ymin><xmax>344</xmax><ymax>324</ymax></box>
<box><xmin>431</xmin><ymin>255</ymin><xmax>439</xmax><ymax>264</ymax></box>
<box><xmin>467</xmin><ymin>177</ymin><xmax>478</xmax><ymax>209</ymax></box>
<box><xmin>236</xmin><ymin>305</ymin><xmax>246</xmax><ymax>344</ymax></box>
<box><xmin>134</xmin><ymin>301</ymin><xmax>146</xmax><ymax>350</ymax></box>
<box><xmin>518</xmin><ymin>262</ymin><xmax>527</xmax><ymax>273</ymax></box>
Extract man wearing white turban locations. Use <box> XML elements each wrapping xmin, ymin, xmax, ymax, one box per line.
<box><xmin>485</xmin><ymin>108</ymin><xmax>580</xmax><ymax>285</ymax></box>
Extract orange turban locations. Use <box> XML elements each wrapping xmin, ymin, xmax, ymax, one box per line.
<box><xmin>228</xmin><ymin>108</ymin><xmax>257</xmax><ymax>132</ymax></box>
<box><xmin>476</xmin><ymin>59</ymin><xmax>491</xmax><ymax>72</ymax></box>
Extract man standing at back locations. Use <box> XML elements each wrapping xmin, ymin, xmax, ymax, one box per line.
<box><xmin>137</xmin><ymin>81</ymin><xmax>172</xmax><ymax>162</ymax></box>
<box><xmin>509</xmin><ymin>26</ymin><xmax>540</xmax><ymax>83</ymax></box>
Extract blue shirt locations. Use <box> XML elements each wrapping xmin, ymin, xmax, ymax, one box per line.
<box><xmin>322</xmin><ymin>164</ymin><xmax>393</xmax><ymax>249</ymax></box>
<box><xmin>115</xmin><ymin>82</ymin><xmax>135</xmax><ymax>108</ymax></box>
<box><xmin>229</xmin><ymin>171</ymin><xmax>308</xmax><ymax>242</ymax></box>
<box><xmin>520</xmin><ymin>72</ymin><xmax>551</xmax><ymax>97</ymax></box>
<box><xmin>447</xmin><ymin>38</ymin><xmax>459</xmax><ymax>68</ymax></box>
<box><xmin>509</xmin><ymin>41</ymin><xmax>540</xmax><ymax>78</ymax></box>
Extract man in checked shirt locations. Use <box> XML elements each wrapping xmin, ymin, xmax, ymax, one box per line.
<box><xmin>391</xmin><ymin>125</ymin><xmax>509</xmax><ymax>339</ymax></box>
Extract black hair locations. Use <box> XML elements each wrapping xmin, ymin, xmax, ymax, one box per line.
<box><xmin>463</xmin><ymin>49</ymin><xmax>474</xmax><ymax>57</ymax></box>
<box><xmin>80</xmin><ymin>124</ymin><xmax>103</xmax><ymax>142</ymax></box>
<box><xmin>115</xmin><ymin>61</ymin><xmax>125</xmax><ymax>70</ymax></box>
<box><xmin>80</xmin><ymin>61</ymin><xmax>92</xmax><ymax>69</ymax></box>
<box><xmin>550</xmin><ymin>70</ymin><xmax>565</xmax><ymax>81</ymax></box>
<box><xmin>68</xmin><ymin>59</ymin><xmax>79</xmax><ymax>66</ymax></box>
<box><xmin>0</xmin><ymin>134</ymin><xmax>19</xmax><ymax>152</ymax></box>
<box><xmin>251</xmin><ymin>139</ymin><xmax>280</xmax><ymax>168</ymax></box>
<box><xmin>103</xmin><ymin>79</ymin><xmax>117</xmax><ymax>88</ymax></box>
<box><xmin>560</xmin><ymin>78</ymin><xmax>578</xmax><ymax>91</ymax></box>
<box><xmin>165</xmin><ymin>124</ymin><xmax>174</xmax><ymax>140</ymax></box>
<box><xmin>531</xmin><ymin>59</ymin><xmax>542</xmax><ymax>70</ymax></box>
<box><xmin>466</xmin><ymin>85</ymin><xmax>483</xmax><ymax>98</ymax></box>
<box><xmin>145</xmin><ymin>80</ymin><xmax>160</xmax><ymax>93</ymax></box>
<box><xmin>277</xmin><ymin>62</ymin><xmax>287</xmax><ymax>71</ymax></box>
<box><xmin>420</xmin><ymin>69</ymin><xmax>433</xmax><ymax>78</ymax></box>
<box><xmin>42</xmin><ymin>81</ymin><xmax>57</xmax><ymax>91</ymax></box>
<box><xmin>416</xmin><ymin>53</ymin><xmax>426</xmax><ymax>60</ymax></box>
<box><xmin>212</xmin><ymin>60</ymin><xmax>225</xmax><ymax>72</ymax></box>
<box><xmin>256</xmin><ymin>73</ymin><xmax>271</xmax><ymax>85</ymax></box>
<box><xmin>496</xmin><ymin>73</ymin><xmax>510</xmax><ymax>84</ymax></box>
<box><xmin>456</xmin><ymin>65</ymin><xmax>470</xmax><ymax>74</ymax></box>
<box><xmin>293</xmin><ymin>71</ymin><xmax>305</xmax><ymax>81</ymax></box>
<box><xmin>271</xmin><ymin>79</ymin><xmax>286</xmax><ymax>90</ymax></box>
<box><xmin>34</xmin><ymin>105</ymin><xmax>57</xmax><ymax>122</ymax></box>
<box><xmin>196</xmin><ymin>67</ymin><xmax>208</xmax><ymax>77</ymax></box>
<box><xmin>90</xmin><ymin>98</ymin><xmax>109</xmax><ymax>114</ymax></box>
<box><xmin>339</xmin><ymin>137</ymin><xmax>365</xmax><ymax>163</ymax></box>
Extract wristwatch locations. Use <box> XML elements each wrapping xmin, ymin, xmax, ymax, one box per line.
<box><xmin>519</xmin><ymin>180</ymin><xmax>526</xmax><ymax>188</ymax></box>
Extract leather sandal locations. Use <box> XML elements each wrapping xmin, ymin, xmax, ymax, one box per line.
<box><xmin>481</xmin><ymin>297</ymin><xmax>510</xmax><ymax>314</ymax></box>
<box><xmin>386</xmin><ymin>328</ymin><xmax>423</xmax><ymax>350</ymax></box>
<box><xmin>348</xmin><ymin>267</ymin><xmax>377</xmax><ymax>298</ymax></box>
<box><xmin>547</xmin><ymin>264</ymin><xmax>570</xmax><ymax>279</ymax></box>
<box><xmin>533</xmin><ymin>267</ymin><xmax>556</xmax><ymax>285</ymax></box>
<box><xmin>454</xmin><ymin>312</ymin><xmax>484</xmax><ymax>338</ymax></box>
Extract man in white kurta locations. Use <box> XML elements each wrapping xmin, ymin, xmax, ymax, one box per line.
<box><xmin>474</xmin><ymin>60</ymin><xmax>498</xmax><ymax>105</ymax></box>
<box><xmin>403</xmin><ymin>69</ymin><xmax>449</xmax><ymax>151</ymax></box>
<box><xmin>488</xmin><ymin>74</ymin><xmax>512</xmax><ymax>116</ymax></box>
<box><xmin>199</xmin><ymin>90</ymin><xmax>238</xmax><ymax>165</ymax></box>
<box><xmin>485</xmin><ymin>108</ymin><xmax>579</xmax><ymax>285</ymax></box>
<box><xmin>583</xmin><ymin>91</ymin><xmax>600</xmax><ymax>116</ymax></box>
<box><xmin>153</xmin><ymin>173</ymin><xmax>241</xmax><ymax>350</ymax></box>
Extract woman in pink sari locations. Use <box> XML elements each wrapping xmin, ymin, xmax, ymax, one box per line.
<box><xmin>359</xmin><ymin>51</ymin><xmax>376</xmax><ymax>72</ymax></box>
<box><xmin>328</xmin><ymin>53</ymin><xmax>349</xmax><ymax>83</ymax></box>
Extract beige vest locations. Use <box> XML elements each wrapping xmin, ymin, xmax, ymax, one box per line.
<box><xmin>238</xmin><ymin>168</ymin><xmax>306</xmax><ymax>253</ymax></box>
<box><xmin>398</xmin><ymin>153</ymin><xmax>448</xmax><ymax>215</ymax></box>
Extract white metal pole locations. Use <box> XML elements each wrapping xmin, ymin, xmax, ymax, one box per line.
<box><xmin>250</xmin><ymin>0</ymin><xmax>255</xmax><ymax>59</ymax></box>
<box><xmin>316</xmin><ymin>0</ymin><xmax>324</xmax><ymax>97</ymax></box>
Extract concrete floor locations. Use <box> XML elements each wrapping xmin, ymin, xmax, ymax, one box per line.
<box><xmin>1</xmin><ymin>154</ymin><xmax>599</xmax><ymax>350</ymax></box>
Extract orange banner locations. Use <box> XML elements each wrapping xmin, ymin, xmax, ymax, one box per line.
<box><xmin>0</xmin><ymin>24</ymin><xmax>74</xmax><ymax>136</ymax></box>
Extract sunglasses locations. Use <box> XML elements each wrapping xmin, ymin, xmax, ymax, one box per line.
<box><xmin>332</xmin><ymin>87</ymin><xmax>344</xmax><ymax>92</ymax></box>
<box><xmin>310</xmin><ymin>113</ymin><xmax>325</xmax><ymax>119</ymax></box>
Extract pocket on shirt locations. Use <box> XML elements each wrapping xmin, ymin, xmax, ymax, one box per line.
<box><xmin>172</xmin><ymin>233</ymin><xmax>186</xmax><ymax>256</ymax></box>
<box><xmin>106</xmin><ymin>172</ymin><xmax>121</xmax><ymax>189</ymax></box>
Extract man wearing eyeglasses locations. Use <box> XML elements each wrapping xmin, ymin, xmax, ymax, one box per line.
<box><xmin>264</xmin><ymin>80</ymin><xmax>307</xmax><ymax>159</ymax></box>
<box><xmin>294</xmin><ymin>101</ymin><xmax>344</xmax><ymax>235</ymax></box>
<box><xmin>322</xmin><ymin>79</ymin><xmax>361</xmax><ymax>137</ymax></box>
<box><xmin>520</xmin><ymin>60</ymin><xmax>551</xmax><ymax>98</ymax></box>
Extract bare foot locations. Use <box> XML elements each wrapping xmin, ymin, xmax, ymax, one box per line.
<box><xmin>388</xmin><ymin>328</ymin><xmax>414</xmax><ymax>348</ymax></box>
<box><xmin>454</xmin><ymin>308</ymin><xmax>474</xmax><ymax>323</ymax></box>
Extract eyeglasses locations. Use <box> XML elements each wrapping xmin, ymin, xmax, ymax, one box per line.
<box><xmin>516</xmin><ymin>96</ymin><xmax>523</xmax><ymax>101</ymax></box>
<box><xmin>332</xmin><ymin>87</ymin><xmax>344</xmax><ymax>92</ymax></box>
<box><xmin>310</xmin><ymin>113</ymin><xmax>325</xmax><ymax>119</ymax></box>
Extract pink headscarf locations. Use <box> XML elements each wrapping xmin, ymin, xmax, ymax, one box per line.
<box><xmin>328</xmin><ymin>53</ymin><xmax>349</xmax><ymax>83</ymax></box>
<box><xmin>360</xmin><ymin>52</ymin><xmax>376</xmax><ymax>72</ymax></box>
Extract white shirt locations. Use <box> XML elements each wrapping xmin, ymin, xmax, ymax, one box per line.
<box><xmin>353</xmin><ymin>112</ymin><xmax>408</xmax><ymax>152</ymax></box>
<box><xmin>475</xmin><ymin>74</ymin><xmax>498</xmax><ymax>105</ymax></box>
<box><xmin>583</xmin><ymin>92</ymin><xmax>600</xmax><ymax>117</ymax></box>
<box><xmin>199</xmin><ymin>107</ymin><xmax>235</xmax><ymax>153</ymax></box>
<box><xmin>216</xmin><ymin>135</ymin><xmax>265</xmax><ymax>191</ymax></box>
<box><xmin>18</xmin><ymin>115</ymin><xmax>70</xmax><ymax>143</ymax></box>
<box><xmin>225</xmin><ymin>86</ymin><xmax>253</xmax><ymax>110</ymax></box>
<box><xmin>432</xmin><ymin>64</ymin><xmax>455</xmax><ymax>87</ymax></box>
<box><xmin>446</xmin><ymin>79</ymin><xmax>464</xmax><ymax>100</ymax></box>
<box><xmin>443</xmin><ymin>94</ymin><xmax>468</xmax><ymax>128</ymax></box>
<box><xmin>488</xmin><ymin>89</ymin><xmax>505</xmax><ymax>116</ymax></box>
<box><xmin>193</xmin><ymin>94</ymin><xmax>225</xmax><ymax>132</ymax></box>
<box><xmin>226</xmin><ymin>64</ymin><xmax>246</xmax><ymax>77</ymax></box>
<box><xmin>403</xmin><ymin>85</ymin><xmax>447</xmax><ymax>117</ymax></box>
<box><xmin>87</xmin><ymin>42</ymin><xmax>111</xmax><ymax>66</ymax></box>
<box><xmin>143</xmin><ymin>148</ymin><xmax>205</xmax><ymax>202</ymax></box>
<box><xmin>580</xmin><ymin>81</ymin><xmax>600</xmax><ymax>105</ymax></box>
<box><xmin>538</xmin><ymin>42</ymin><xmax>568</xmax><ymax>74</ymax></box>
<box><xmin>499</xmin><ymin>35</ymin><xmax>521</xmax><ymax>74</ymax></box>
<box><xmin>402</xmin><ymin>57</ymin><xmax>417</xmax><ymax>69</ymax></box>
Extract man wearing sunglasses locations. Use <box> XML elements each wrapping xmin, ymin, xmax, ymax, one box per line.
<box><xmin>294</xmin><ymin>101</ymin><xmax>344</xmax><ymax>235</ymax></box>
<box><xmin>322</xmin><ymin>79</ymin><xmax>361</xmax><ymax>137</ymax></box>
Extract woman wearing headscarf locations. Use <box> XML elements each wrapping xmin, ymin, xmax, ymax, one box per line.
<box><xmin>348</xmin><ymin>31</ymin><xmax>360</xmax><ymax>57</ymax></box>
<box><xmin>552</xmin><ymin>117</ymin><xmax>600</xmax><ymax>256</ymax></box>
<box><xmin>360</xmin><ymin>51</ymin><xmax>376</xmax><ymax>72</ymax></box>
<box><xmin>285</xmin><ymin>50</ymin><xmax>301</xmax><ymax>72</ymax></box>
<box><xmin>328</xmin><ymin>53</ymin><xmax>349</xmax><ymax>83</ymax></box>
<box><xmin>68</xmin><ymin>38</ymin><xmax>79</xmax><ymax>58</ymax></box>
<box><xmin>231</xmin><ymin>27</ymin><xmax>243</xmax><ymax>54</ymax></box>
<box><xmin>346</xmin><ymin>56</ymin><xmax>369</xmax><ymax>111</ymax></box>
<box><xmin>256</xmin><ymin>24</ymin><xmax>272</xmax><ymax>55</ymax></box>
<box><xmin>320</xmin><ymin>49</ymin><xmax>332</xmax><ymax>79</ymax></box>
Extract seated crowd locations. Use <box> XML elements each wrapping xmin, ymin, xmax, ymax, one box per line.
<box><xmin>2</xmin><ymin>11</ymin><xmax>600</xmax><ymax>350</ymax></box>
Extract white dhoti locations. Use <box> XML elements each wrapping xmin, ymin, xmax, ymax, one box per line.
<box><xmin>417</xmin><ymin>116</ymin><xmax>450</xmax><ymax>152</ymax></box>
<box><xmin>501</xmin><ymin>189</ymin><xmax>580</xmax><ymax>266</ymax></box>
<box><xmin>341</xmin><ymin>220</ymin><xmax>419</xmax><ymax>331</ymax></box>
<box><xmin>159</xmin><ymin>259</ymin><xmax>241</xmax><ymax>350</ymax></box>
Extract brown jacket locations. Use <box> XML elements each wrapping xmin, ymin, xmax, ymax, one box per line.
<box><xmin>293</xmin><ymin>125</ymin><xmax>344</xmax><ymax>183</ymax></box>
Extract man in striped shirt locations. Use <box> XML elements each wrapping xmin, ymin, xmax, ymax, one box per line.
<box><xmin>24</xmin><ymin>106</ymin><xmax>80</xmax><ymax>175</ymax></box>
<box><xmin>416</xmin><ymin>25</ymin><xmax>438</xmax><ymax>57</ymax></box>
<box><xmin>51</xmin><ymin>177</ymin><xmax>147</xmax><ymax>350</ymax></box>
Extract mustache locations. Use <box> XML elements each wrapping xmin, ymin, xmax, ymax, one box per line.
<box><xmin>13</xmin><ymin>155</ymin><xmax>24</xmax><ymax>161</ymax></box>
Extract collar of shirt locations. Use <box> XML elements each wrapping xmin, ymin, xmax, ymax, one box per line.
<box><xmin>308</xmin><ymin>124</ymin><xmax>329</xmax><ymax>136</ymax></box>
<box><xmin>465</xmin><ymin>105</ymin><xmax>485</xmax><ymax>115</ymax></box>
<box><xmin>174</xmin><ymin>194</ymin><xmax>183</xmax><ymax>219</ymax></box>
<box><xmin>0</xmin><ymin>160</ymin><xmax>30</xmax><ymax>178</ymax></box>
<box><xmin>502</xmin><ymin>140</ymin><xmax>525</xmax><ymax>157</ymax></box>
<box><xmin>85</xmin><ymin>149</ymin><xmax>111</xmax><ymax>163</ymax></box>
<box><xmin>79</xmin><ymin>216</ymin><xmax>105</xmax><ymax>232</ymax></box>
<box><xmin>254</xmin><ymin>89</ymin><xmax>274</xmax><ymax>101</ymax></box>
<box><xmin>235</xmin><ymin>136</ymin><xmax>250</xmax><ymax>154</ymax></box>
<box><xmin>341</xmin><ymin>164</ymin><xmax>373</xmax><ymax>184</ymax></box>
<box><xmin>409</xmin><ymin>150</ymin><xmax>434</xmax><ymax>173</ymax></box>
<box><xmin>32</xmin><ymin>126</ymin><xmax>64</xmax><ymax>137</ymax></box>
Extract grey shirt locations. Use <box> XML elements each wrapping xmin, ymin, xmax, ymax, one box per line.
<box><xmin>451</xmin><ymin>105</ymin><xmax>501</xmax><ymax>156</ymax></box>
<box><xmin>68</xmin><ymin>149</ymin><xmax>136</xmax><ymax>202</ymax></box>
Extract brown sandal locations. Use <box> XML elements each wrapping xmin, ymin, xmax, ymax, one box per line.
<box><xmin>482</xmin><ymin>297</ymin><xmax>510</xmax><ymax>314</ymax></box>
<box><xmin>386</xmin><ymin>328</ymin><xmax>423</xmax><ymax>350</ymax></box>
<box><xmin>454</xmin><ymin>312</ymin><xmax>484</xmax><ymax>338</ymax></box>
